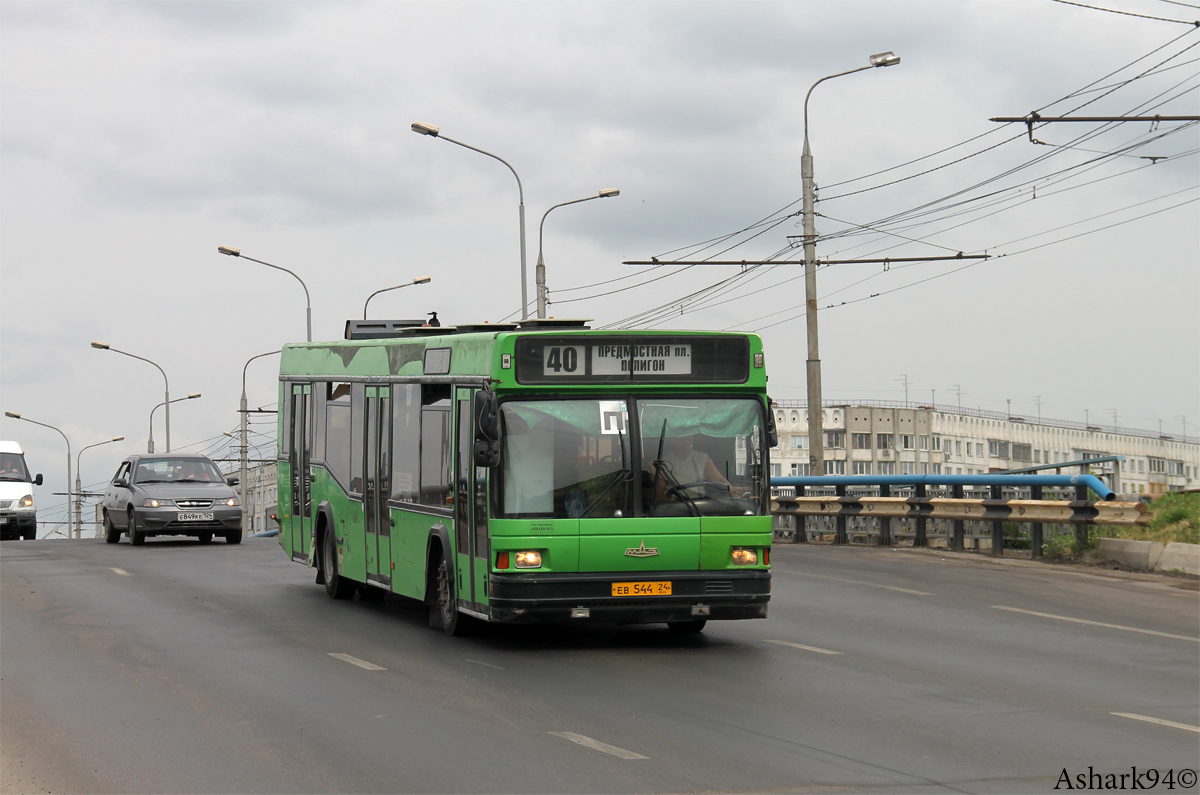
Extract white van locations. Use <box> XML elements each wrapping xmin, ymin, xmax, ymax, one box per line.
<box><xmin>0</xmin><ymin>442</ymin><xmax>43</xmax><ymax>540</ymax></box>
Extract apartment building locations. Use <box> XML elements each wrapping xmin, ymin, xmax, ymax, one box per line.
<box><xmin>771</xmin><ymin>401</ymin><xmax>1198</xmax><ymax>495</ymax></box>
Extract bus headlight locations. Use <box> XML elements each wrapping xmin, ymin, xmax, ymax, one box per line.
<box><xmin>514</xmin><ymin>551</ymin><xmax>542</xmax><ymax>569</ymax></box>
<box><xmin>731</xmin><ymin>548</ymin><xmax>758</xmax><ymax>565</ymax></box>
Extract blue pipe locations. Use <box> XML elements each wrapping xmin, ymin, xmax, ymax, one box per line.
<box><xmin>771</xmin><ymin>474</ymin><xmax>1115</xmax><ymax>501</ymax></box>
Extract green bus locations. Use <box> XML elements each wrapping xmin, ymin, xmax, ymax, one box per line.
<box><xmin>277</xmin><ymin>319</ymin><xmax>775</xmax><ymax>635</ymax></box>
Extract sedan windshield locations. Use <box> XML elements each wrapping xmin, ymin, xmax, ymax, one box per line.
<box><xmin>134</xmin><ymin>458</ymin><xmax>223</xmax><ymax>484</ymax></box>
<box><xmin>496</xmin><ymin>397</ymin><xmax>766</xmax><ymax>519</ymax></box>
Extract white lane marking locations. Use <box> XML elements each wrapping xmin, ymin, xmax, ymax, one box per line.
<box><xmin>765</xmin><ymin>639</ymin><xmax>843</xmax><ymax>655</ymax></box>
<box><xmin>1112</xmin><ymin>713</ymin><xmax>1200</xmax><ymax>733</ymax></box>
<box><xmin>110</xmin><ymin>568</ymin><xmax>130</xmax><ymax>576</ymax></box>
<box><xmin>466</xmin><ymin>659</ymin><xmax>504</xmax><ymax>670</ymax></box>
<box><xmin>992</xmin><ymin>606</ymin><xmax>1200</xmax><ymax>643</ymax></box>
<box><xmin>328</xmin><ymin>653</ymin><xmax>387</xmax><ymax>670</ymax></box>
<box><xmin>802</xmin><ymin>572</ymin><xmax>932</xmax><ymax>596</ymax></box>
<box><xmin>549</xmin><ymin>732</ymin><xmax>649</xmax><ymax>759</ymax></box>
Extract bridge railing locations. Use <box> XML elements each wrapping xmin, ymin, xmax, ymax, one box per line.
<box><xmin>769</xmin><ymin>475</ymin><xmax>1148</xmax><ymax>559</ymax></box>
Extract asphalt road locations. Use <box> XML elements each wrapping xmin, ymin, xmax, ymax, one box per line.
<box><xmin>2</xmin><ymin>537</ymin><xmax>1197</xmax><ymax>794</ymax></box>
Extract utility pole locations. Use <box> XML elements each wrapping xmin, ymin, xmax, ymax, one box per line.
<box><xmin>1109</xmin><ymin>409</ymin><xmax>1119</xmax><ymax>431</ymax></box>
<box><xmin>1176</xmin><ymin>415</ymin><xmax>1187</xmax><ymax>440</ymax></box>
<box><xmin>1034</xmin><ymin>395</ymin><xmax>1043</xmax><ymax>424</ymax></box>
<box><xmin>1006</xmin><ymin>398</ymin><xmax>1011</xmax><ymax>417</ymax></box>
<box><xmin>953</xmin><ymin>385</ymin><xmax>963</xmax><ymax>411</ymax></box>
<box><xmin>896</xmin><ymin>374</ymin><xmax>910</xmax><ymax>407</ymax></box>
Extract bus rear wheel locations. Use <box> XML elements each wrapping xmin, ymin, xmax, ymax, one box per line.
<box><xmin>667</xmin><ymin>620</ymin><xmax>707</xmax><ymax>634</ymax></box>
<box><xmin>322</xmin><ymin>530</ymin><xmax>354</xmax><ymax>599</ymax></box>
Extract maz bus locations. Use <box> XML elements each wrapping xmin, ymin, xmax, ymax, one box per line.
<box><xmin>277</xmin><ymin>319</ymin><xmax>774</xmax><ymax>635</ymax></box>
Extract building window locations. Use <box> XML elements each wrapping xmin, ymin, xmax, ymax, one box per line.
<box><xmin>790</xmin><ymin>463</ymin><xmax>810</xmax><ymax>476</ymax></box>
<box><xmin>878</xmin><ymin>461</ymin><xmax>896</xmax><ymax>475</ymax></box>
<box><xmin>791</xmin><ymin>435</ymin><xmax>809</xmax><ymax>450</ymax></box>
<box><xmin>900</xmin><ymin>434</ymin><xmax>915</xmax><ymax>450</ymax></box>
<box><xmin>1168</xmin><ymin>461</ymin><xmax>1184</xmax><ymax>476</ymax></box>
<box><xmin>876</xmin><ymin>434</ymin><xmax>894</xmax><ymax>450</ymax></box>
<box><xmin>1033</xmin><ymin>449</ymin><xmax>1041</xmax><ymax>463</ymax></box>
<box><xmin>825</xmin><ymin>431</ymin><xmax>845</xmax><ymax>449</ymax></box>
<box><xmin>932</xmin><ymin>435</ymin><xmax>942</xmax><ymax>451</ymax></box>
<box><xmin>955</xmin><ymin>440</ymin><xmax>962</xmax><ymax>456</ymax></box>
<box><xmin>851</xmin><ymin>461</ymin><xmax>871</xmax><ymax>475</ymax></box>
<box><xmin>975</xmin><ymin>442</ymin><xmax>984</xmax><ymax>457</ymax></box>
<box><xmin>1012</xmin><ymin>443</ymin><xmax>1032</xmax><ymax>462</ymax></box>
<box><xmin>852</xmin><ymin>433</ymin><xmax>872</xmax><ymax>450</ymax></box>
<box><xmin>1149</xmin><ymin>457</ymin><xmax>1165</xmax><ymax>474</ymax></box>
<box><xmin>919</xmin><ymin>463</ymin><xmax>929</xmax><ymax>474</ymax></box>
<box><xmin>827</xmin><ymin>460</ymin><xmax>846</xmax><ymax>475</ymax></box>
<box><xmin>919</xmin><ymin>435</ymin><xmax>929</xmax><ymax>451</ymax></box>
<box><xmin>932</xmin><ymin>464</ymin><xmax>942</xmax><ymax>474</ymax></box>
<box><xmin>900</xmin><ymin>462</ymin><xmax>916</xmax><ymax>475</ymax></box>
<box><xmin>1138</xmin><ymin>459</ymin><xmax>1144</xmax><ymax>473</ymax></box>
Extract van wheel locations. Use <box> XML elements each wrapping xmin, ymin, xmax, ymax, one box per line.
<box><xmin>431</xmin><ymin>555</ymin><xmax>465</xmax><ymax>636</ymax></box>
<box><xmin>322</xmin><ymin>530</ymin><xmax>355</xmax><ymax>599</ymax></box>
<box><xmin>104</xmin><ymin>514</ymin><xmax>120</xmax><ymax>544</ymax></box>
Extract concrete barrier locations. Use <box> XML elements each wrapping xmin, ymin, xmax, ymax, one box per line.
<box><xmin>1097</xmin><ymin>538</ymin><xmax>1165</xmax><ymax>570</ymax></box>
<box><xmin>1156</xmin><ymin>542</ymin><xmax>1200</xmax><ymax>576</ymax></box>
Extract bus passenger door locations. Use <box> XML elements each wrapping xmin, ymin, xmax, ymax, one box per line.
<box><xmin>364</xmin><ymin>386</ymin><xmax>392</xmax><ymax>588</ymax></box>
<box><xmin>455</xmin><ymin>388</ymin><xmax>488</xmax><ymax>611</ymax></box>
<box><xmin>289</xmin><ymin>383</ymin><xmax>313</xmax><ymax>562</ymax></box>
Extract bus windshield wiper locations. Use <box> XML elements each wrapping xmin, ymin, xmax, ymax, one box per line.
<box><xmin>578</xmin><ymin>428</ymin><xmax>629</xmax><ymax>519</ymax></box>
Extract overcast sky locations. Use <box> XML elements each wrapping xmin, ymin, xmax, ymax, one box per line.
<box><xmin>2</xmin><ymin>0</ymin><xmax>1197</xmax><ymax>533</ymax></box>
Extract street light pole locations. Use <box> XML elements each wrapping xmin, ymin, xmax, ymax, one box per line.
<box><xmin>217</xmin><ymin>247</ymin><xmax>312</xmax><ymax>342</ymax></box>
<box><xmin>241</xmin><ymin>350</ymin><xmax>281</xmax><ymax>531</ymax></box>
<box><xmin>149</xmin><ymin>394</ymin><xmax>201</xmax><ymax>453</ymax></box>
<box><xmin>536</xmin><ymin>189</ymin><xmax>620</xmax><ymax>319</ymax></box>
<box><xmin>91</xmin><ymin>342</ymin><xmax>172</xmax><ymax>452</ymax></box>
<box><xmin>801</xmin><ymin>51</ymin><xmax>900</xmax><ymax>476</ymax></box>
<box><xmin>77</xmin><ymin>436</ymin><xmax>124</xmax><ymax>538</ymax></box>
<box><xmin>411</xmin><ymin>122</ymin><xmax>530</xmax><ymax>319</ymax></box>
<box><xmin>4</xmin><ymin>411</ymin><xmax>71</xmax><ymax>538</ymax></box>
<box><xmin>363</xmin><ymin>276</ymin><xmax>432</xmax><ymax>319</ymax></box>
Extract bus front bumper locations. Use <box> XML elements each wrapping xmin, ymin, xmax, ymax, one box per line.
<box><xmin>487</xmin><ymin>570</ymin><xmax>770</xmax><ymax>624</ymax></box>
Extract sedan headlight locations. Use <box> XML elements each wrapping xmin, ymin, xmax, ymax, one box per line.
<box><xmin>221</xmin><ymin>497</ymin><xmax>240</xmax><ymax>507</ymax></box>
<box><xmin>731</xmin><ymin>547</ymin><xmax>758</xmax><ymax>565</ymax></box>
<box><xmin>514</xmin><ymin>551</ymin><xmax>543</xmax><ymax>569</ymax></box>
<box><xmin>18</xmin><ymin>495</ymin><xmax>34</xmax><ymax>508</ymax></box>
<box><xmin>143</xmin><ymin>498</ymin><xmax>172</xmax><ymax>508</ymax></box>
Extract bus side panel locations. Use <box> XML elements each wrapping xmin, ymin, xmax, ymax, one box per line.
<box><xmin>390</xmin><ymin>508</ymin><xmax>437</xmax><ymax>601</ymax></box>
<box><xmin>311</xmin><ymin>466</ymin><xmax>367</xmax><ymax>584</ymax></box>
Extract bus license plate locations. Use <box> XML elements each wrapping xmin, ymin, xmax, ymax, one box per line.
<box><xmin>612</xmin><ymin>581</ymin><xmax>671</xmax><ymax>597</ymax></box>
<box><xmin>177</xmin><ymin>512</ymin><xmax>214</xmax><ymax>522</ymax></box>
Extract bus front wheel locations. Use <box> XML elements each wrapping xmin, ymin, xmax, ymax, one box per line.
<box><xmin>322</xmin><ymin>530</ymin><xmax>354</xmax><ymax>600</ymax></box>
<box><xmin>432</xmin><ymin>556</ymin><xmax>465</xmax><ymax>636</ymax></box>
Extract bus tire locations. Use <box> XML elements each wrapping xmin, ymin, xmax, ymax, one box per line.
<box><xmin>128</xmin><ymin>510</ymin><xmax>146</xmax><ymax>546</ymax></box>
<box><xmin>431</xmin><ymin>555</ymin><xmax>465</xmax><ymax>636</ymax></box>
<box><xmin>197</xmin><ymin>531</ymin><xmax>213</xmax><ymax>544</ymax></box>
<box><xmin>225</xmin><ymin>527</ymin><xmax>242</xmax><ymax>545</ymax></box>
<box><xmin>322</xmin><ymin>528</ymin><xmax>354</xmax><ymax>600</ymax></box>
<box><xmin>667</xmin><ymin>620</ymin><xmax>706</xmax><ymax>634</ymax></box>
<box><xmin>104</xmin><ymin>513</ymin><xmax>120</xmax><ymax>544</ymax></box>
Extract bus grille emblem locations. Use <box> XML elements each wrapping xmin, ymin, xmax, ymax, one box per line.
<box><xmin>625</xmin><ymin>541</ymin><xmax>659</xmax><ymax>557</ymax></box>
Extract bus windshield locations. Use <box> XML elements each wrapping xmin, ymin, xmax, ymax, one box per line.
<box><xmin>497</xmin><ymin>397</ymin><xmax>767</xmax><ymax>519</ymax></box>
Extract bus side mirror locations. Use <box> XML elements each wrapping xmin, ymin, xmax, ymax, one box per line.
<box><xmin>34</xmin><ymin>473</ymin><xmax>43</xmax><ymax>486</ymax></box>
<box><xmin>765</xmin><ymin>399</ymin><xmax>779</xmax><ymax>448</ymax></box>
<box><xmin>474</xmin><ymin>390</ymin><xmax>499</xmax><ymax>442</ymax></box>
<box><xmin>473</xmin><ymin>440</ymin><xmax>499</xmax><ymax>468</ymax></box>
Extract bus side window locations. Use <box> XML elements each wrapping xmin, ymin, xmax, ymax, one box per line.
<box><xmin>391</xmin><ymin>384</ymin><xmax>420</xmax><ymax>502</ymax></box>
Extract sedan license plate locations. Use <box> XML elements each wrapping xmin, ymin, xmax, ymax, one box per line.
<box><xmin>177</xmin><ymin>511</ymin><xmax>214</xmax><ymax>522</ymax></box>
<box><xmin>612</xmin><ymin>581</ymin><xmax>671</xmax><ymax>597</ymax></box>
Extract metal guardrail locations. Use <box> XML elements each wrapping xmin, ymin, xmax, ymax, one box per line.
<box><xmin>768</xmin><ymin>475</ymin><xmax>1146</xmax><ymax>559</ymax></box>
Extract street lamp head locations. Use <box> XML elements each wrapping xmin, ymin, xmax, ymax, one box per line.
<box><xmin>411</xmin><ymin>121</ymin><xmax>440</xmax><ymax>137</ymax></box>
<box><xmin>112</xmin><ymin>436</ymin><xmax>125</xmax><ymax>442</ymax></box>
<box><xmin>4</xmin><ymin>411</ymin><xmax>20</xmax><ymax>419</ymax></box>
<box><xmin>870</xmin><ymin>51</ymin><xmax>901</xmax><ymax>68</ymax></box>
<box><xmin>90</xmin><ymin>341</ymin><xmax>110</xmax><ymax>350</ymax></box>
<box><xmin>187</xmin><ymin>393</ymin><xmax>201</xmax><ymax>399</ymax></box>
<box><xmin>599</xmin><ymin>188</ymin><xmax>620</xmax><ymax>198</ymax></box>
<box><xmin>217</xmin><ymin>245</ymin><xmax>241</xmax><ymax>257</ymax></box>
<box><xmin>413</xmin><ymin>276</ymin><xmax>432</xmax><ymax>285</ymax></box>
